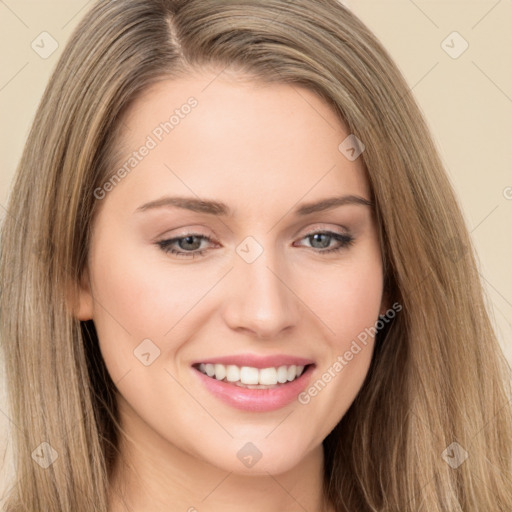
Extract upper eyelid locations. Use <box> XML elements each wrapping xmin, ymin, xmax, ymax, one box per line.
<box><xmin>160</xmin><ymin>222</ymin><xmax>352</xmax><ymax>240</ymax></box>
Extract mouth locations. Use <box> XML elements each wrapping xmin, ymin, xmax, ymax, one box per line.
<box><xmin>192</xmin><ymin>362</ymin><xmax>313</xmax><ymax>389</ymax></box>
<box><xmin>191</xmin><ymin>357</ymin><xmax>316</xmax><ymax>412</ymax></box>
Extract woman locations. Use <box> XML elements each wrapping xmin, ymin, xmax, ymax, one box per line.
<box><xmin>1</xmin><ymin>0</ymin><xmax>511</xmax><ymax>510</ymax></box>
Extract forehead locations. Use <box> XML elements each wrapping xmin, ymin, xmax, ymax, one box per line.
<box><xmin>108</xmin><ymin>72</ymin><xmax>371</xmax><ymax>213</ymax></box>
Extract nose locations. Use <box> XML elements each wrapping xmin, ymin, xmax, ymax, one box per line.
<box><xmin>221</xmin><ymin>244</ymin><xmax>301</xmax><ymax>339</ymax></box>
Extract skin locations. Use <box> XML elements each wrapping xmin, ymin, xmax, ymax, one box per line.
<box><xmin>76</xmin><ymin>70</ymin><xmax>387</xmax><ymax>512</ymax></box>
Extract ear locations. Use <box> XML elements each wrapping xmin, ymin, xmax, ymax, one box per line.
<box><xmin>68</xmin><ymin>266</ymin><xmax>94</xmax><ymax>321</ymax></box>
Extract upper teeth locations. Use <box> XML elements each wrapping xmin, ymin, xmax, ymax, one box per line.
<box><xmin>198</xmin><ymin>363</ymin><xmax>306</xmax><ymax>386</ymax></box>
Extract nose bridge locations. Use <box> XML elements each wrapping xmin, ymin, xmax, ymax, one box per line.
<box><xmin>222</xmin><ymin>236</ymin><xmax>299</xmax><ymax>338</ymax></box>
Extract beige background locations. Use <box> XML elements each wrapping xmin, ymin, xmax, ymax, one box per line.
<box><xmin>1</xmin><ymin>0</ymin><xmax>511</xmax><ymax>502</ymax></box>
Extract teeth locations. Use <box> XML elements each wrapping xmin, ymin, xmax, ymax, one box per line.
<box><xmin>240</xmin><ymin>366</ymin><xmax>259</xmax><ymax>385</ymax></box>
<box><xmin>197</xmin><ymin>363</ymin><xmax>307</xmax><ymax>385</ymax></box>
<box><xmin>214</xmin><ymin>364</ymin><xmax>226</xmax><ymax>380</ymax></box>
<box><xmin>277</xmin><ymin>366</ymin><xmax>288</xmax><ymax>383</ymax></box>
<box><xmin>226</xmin><ymin>365</ymin><xmax>240</xmax><ymax>382</ymax></box>
<box><xmin>260</xmin><ymin>367</ymin><xmax>277</xmax><ymax>386</ymax></box>
<box><xmin>205</xmin><ymin>363</ymin><xmax>215</xmax><ymax>377</ymax></box>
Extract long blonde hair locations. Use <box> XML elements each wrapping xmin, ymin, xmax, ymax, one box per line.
<box><xmin>1</xmin><ymin>0</ymin><xmax>511</xmax><ymax>510</ymax></box>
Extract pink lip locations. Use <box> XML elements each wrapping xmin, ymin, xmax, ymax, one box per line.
<box><xmin>192</xmin><ymin>353</ymin><xmax>315</xmax><ymax>369</ymax></box>
<box><xmin>191</xmin><ymin>362</ymin><xmax>316</xmax><ymax>413</ymax></box>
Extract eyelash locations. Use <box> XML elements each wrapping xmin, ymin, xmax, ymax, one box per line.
<box><xmin>156</xmin><ymin>230</ymin><xmax>355</xmax><ymax>259</ymax></box>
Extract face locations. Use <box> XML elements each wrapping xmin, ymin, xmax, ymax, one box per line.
<box><xmin>77</xmin><ymin>71</ymin><xmax>386</xmax><ymax>476</ymax></box>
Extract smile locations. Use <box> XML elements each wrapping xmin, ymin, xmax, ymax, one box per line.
<box><xmin>196</xmin><ymin>363</ymin><xmax>308</xmax><ymax>388</ymax></box>
<box><xmin>191</xmin><ymin>355</ymin><xmax>316</xmax><ymax>412</ymax></box>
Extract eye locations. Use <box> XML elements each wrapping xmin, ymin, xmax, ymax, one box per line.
<box><xmin>156</xmin><ymin>233</ymin><xmax>214</xmax><ymax>259</ymax></box>
<box><xmin>295</xmin><ymin>230</ymin><xmax>355</xmax><ymax>254</ymax></box>
<box><xmin>156</xmin><ymin>229</ymin><xmax>354</xmax><ymax>259</ymax></box>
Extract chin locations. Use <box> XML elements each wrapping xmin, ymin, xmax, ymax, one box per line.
<box><xmin>196</xmin><ymin>434</ymin><xmax>318</xmax><ymax>477</ymax></box>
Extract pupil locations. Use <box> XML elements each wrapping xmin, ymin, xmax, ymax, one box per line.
<box><xmin>311</xmin><ymin>233</ymin><xmax>330</xmax><ymax>249</ymax></box>
<box><xmin>180</xmin><ymin>236</ymin><xmax>200</xmax><ymax>250</ymax></box>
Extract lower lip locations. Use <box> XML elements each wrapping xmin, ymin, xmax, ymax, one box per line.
<box><xmin>192</xmin><ymin>365</ymin><xmax>315</xmax><ymax>412</ymax></box>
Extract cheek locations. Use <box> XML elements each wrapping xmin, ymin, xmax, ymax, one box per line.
<box><xmin>87</xmin><ymin>239</ymin><xmax>227</xmax><ymax>377</ymax></box>
<box><xmin>302</xmin><ymin>253</ymin><xmax>384</xmax><ymax>346</ymax></box>
<box><xmin>295</xmin><ymin>253</ymin><xmax>383</xmax><ymax>419</ymax></box>
<box><xmin>86</xmin><ymin>244</ymin><xmax>176</xmax><ymax>376</ymax></box>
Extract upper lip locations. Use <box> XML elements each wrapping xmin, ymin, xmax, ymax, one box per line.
<box><xmin>192</xmin><ymin>354</ymin><xmax>315</xmax><ymax>369</ymax></box>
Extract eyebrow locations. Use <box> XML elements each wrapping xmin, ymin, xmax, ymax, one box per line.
<box><xmin>135</xmin><ymin>194</ymin><xmax>374</xmax><ymax>216</ymax></box>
